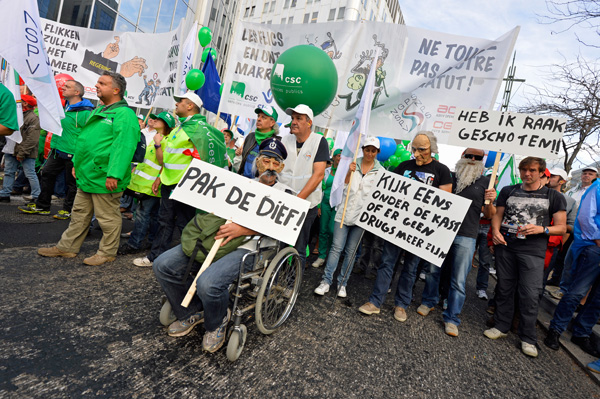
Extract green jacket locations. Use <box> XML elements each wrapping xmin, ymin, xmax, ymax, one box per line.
<box><xmin>51</xmin><ymin>99</ymin><xmax>95</xmax><ymax>154</ymax></box>
<box><xmin>183</xmin><ymin>114</ymin><xmax>227</xmax><ymax>168</ymax></box>
<box><xmin>73</xmin><ymin>99</ymin><xmax>140</xmax><ymax>193</ymax></box>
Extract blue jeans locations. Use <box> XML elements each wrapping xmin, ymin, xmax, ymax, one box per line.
<box><xmin>128</xmin><ymin>196</ymin><xmax>160</xmax><ymax>249</ymax></box>
<box><xmin>368</xmin><ymin>241</ymin><xmax>424</xmax><ymax>309</ymax></box>
<box><xmin>549</xmin><ymin>244</ymin><xmax>600</xmax><ymax>336</ymax></box>
<box><xmin>0</xmin><ymin>154</ymin><xmax>40</xmax><ymax>198</ymax></box>
<box><xmin>559</xmin><ymin>247</ymin><xmax>575</xmax><ymax>294</ymax></box>
<box><xmin>443</xmin><ymin>236</ymin><xmax>477</xmax><ymax>325</ymax></box>
<box><xmin>476</xmin><ymin>224</ymin><xmax>493</xmax><ymax>291</ymax></box>
<box><xmin>421</xmin><ymin>236</ymin><xmax>477</xmax><ymax>313</ymax></box>
<box><xmin>153</xmin><ymin>245</ymin><xmax>253</xmax><ymax>331</ymax></box>
<box><xmin>321</xmin><ymin>222</ymin><xmax>364</xmax><ymax>287</ymax></box>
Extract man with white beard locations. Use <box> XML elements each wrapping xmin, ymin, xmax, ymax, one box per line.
<box><xmin>420</xmin><ymin>148</ymin><xmax>497</xmax><ymax>337</ymax></box>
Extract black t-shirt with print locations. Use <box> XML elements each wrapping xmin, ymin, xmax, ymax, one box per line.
<box><xmin>453</xmin><ymin>175</ymin><xmax>490</xmax><ymax>239</ymax></box>
<box><xmin>393</xmin><ymin>159</ymin><xmax>453</xmax><ymax>188</ymax></box>
<box><xmin>497</xmin><ymin>184</ymin><xmax>566</xmax><ymax>256</ymax></box>
<box><xmin>295</xmin><ymin>136</ymin><xmax>330</xmax><ymax>163</ymax></box>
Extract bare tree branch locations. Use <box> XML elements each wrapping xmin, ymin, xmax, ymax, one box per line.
<box><xmin>540</xmin><ymin>0</ymin><xmax>600</xmax><ymax>46</ymax></box>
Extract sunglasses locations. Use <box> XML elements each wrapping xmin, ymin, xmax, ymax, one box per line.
<box><xmin>411</xmin><ymin>147</ymin><xmax>430</xmax><ymax>153</ymax></box>
<box><xmin>464</xmin><ymin>154</ymin><xmax>484</xmax><ymax>161</ymax></box>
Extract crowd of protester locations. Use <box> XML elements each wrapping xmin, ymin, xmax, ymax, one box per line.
<box><xmin>1</xmin><ymin>73</ymin><xmax>599</xmax><ymax>370</ymax></box>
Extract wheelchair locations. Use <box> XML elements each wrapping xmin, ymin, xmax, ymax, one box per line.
<box><xmin>159</xmin><ymin>237</ymin><xmax>303</xmax><ymax>361</ymax></box>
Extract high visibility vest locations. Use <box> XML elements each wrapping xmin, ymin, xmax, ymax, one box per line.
<box><xmin>161</xmin><ymin>126</ymin><xmax>194</xmax><ymax>186</ymax></box>
<box><xmin>127</xmin><ymin>138</ymin><xmax>164</xmax><ymax>197</ymax></box>
<box><xmin>279</xmin><ymin>133</ymin><xmax>323</xmax><ymax>209</ymax></box>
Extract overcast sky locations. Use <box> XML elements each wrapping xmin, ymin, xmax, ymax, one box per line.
<box><xmin>400</xmin><ymin>0</ymin><xmax>598</xmax><ymax>170</ymax></box>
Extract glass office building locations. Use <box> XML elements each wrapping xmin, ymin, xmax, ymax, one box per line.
<box><xmin>37</xmin><ymin>0</ymin><xmax>198</xmax><ymax>33</ymax></box>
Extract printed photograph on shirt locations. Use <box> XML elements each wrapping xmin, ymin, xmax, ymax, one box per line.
<box><xmin>402</xmin><ymin>170</ymin><xmax>435</xmax><ymax>186</ymax></box>
<box><xmin>501</xmin><ymin>196</ymin><xmax>550</xmax><ymax>227</ymax></box>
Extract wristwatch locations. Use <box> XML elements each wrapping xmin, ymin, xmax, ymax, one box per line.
<box><xmin>154</xmin><ymin>144</ymin><xmax>161</xmax><ymax>148</ymax></box>
<box><xmin>543</xmin><ymin>226</ymin><xmax>550</xmax><ymax>235</ymax></box>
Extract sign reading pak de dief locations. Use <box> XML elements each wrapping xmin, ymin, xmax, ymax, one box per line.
<box><xmin>448</xmin><ymin>108</ymin><xmax>567</xmax><ymax>159</ymax></box>
<box><xmin>171</xmin><ymin>159</ymin><xmax>310</xmax><ymax>246</ymax></box>
<box><xmin>355</xmin><ymin>170</ymin><xmax>471</xmax><ymax>267</ymax></box>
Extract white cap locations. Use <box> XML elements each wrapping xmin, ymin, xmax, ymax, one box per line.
<box><xmin>173</xmin><ymin>91</ymin><xmax>203</xmax><ymax>109</ymax></box>
<box><xmin>362</xmin><ymin>136</ymin><xmax>380</xmax><ymax>150</ymax></box>
<box><xmin>549</xmin><ymin>168</ymin><xmax>568</xmax><ymax>181</ymax></box>
<box><xmin>285</xmin><ymin>104</ymin><xmax>314</xmax><ymax>121</ymax></box>
<box><xmin>137</xmin><ymin>114</ymin><xmax>145</xmax><ymax>120</ymax></box>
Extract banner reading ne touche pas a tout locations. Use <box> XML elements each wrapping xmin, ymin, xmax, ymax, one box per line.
<box><xmin>219</xmin><ymin>20</ymin><xmax>519</xmax><ymax>144</ymax></box>
<box><xmin>40</xmin><ymin>17</ymin><xmax>196</xmax><ymax>109</ymax></box>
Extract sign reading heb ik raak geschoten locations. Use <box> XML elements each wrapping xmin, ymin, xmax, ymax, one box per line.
<box><xmin>171</xmin><ymin>159</ymin><xmax>310</xmax><ymax>246</ymax></box>
<box><xmin>356</xmin><ymin>170</ymin><xmax>471</xmax><ymax>267</ymax></box>
<box><xmin>449</xmin><ymin>108</ymin><xmax>566</xmax><ymax>159</ymax></box>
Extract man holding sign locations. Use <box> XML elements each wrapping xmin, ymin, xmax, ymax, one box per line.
<box><xmin>153</xmin><ymin>138</ymin><xmax>291</xmax><ymax>353</ymax></box>
<box><xmin>484</xmin><ymin>156</ymin><xmax>566</xmax><ymax>358</ymax></box>
<box><xmin>358</xmin><ymin>131</ymin><xmax>452</xmax><ymax>321</ymax></box>
<box><xmin>420</xmin><ymin>148</ymin><xmax>496</xmax><ymax>337</ymax></box>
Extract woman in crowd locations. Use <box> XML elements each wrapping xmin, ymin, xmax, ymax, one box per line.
<box><xmin>312</xmin><ymin>148</ymin><xmax>342</xmax><ymax>267</ymax></box>
<box><xmin>314</xmin><ymin>137</ymin><xmax>381</xmax><ymax>298</ymax></box>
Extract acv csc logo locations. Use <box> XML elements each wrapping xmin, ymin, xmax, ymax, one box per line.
<box><xmin>284</xmin><ymin>76</ymin><xmax>302</xmax><ymax>84</ymax></box>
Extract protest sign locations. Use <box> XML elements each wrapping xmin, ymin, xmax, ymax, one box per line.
<box><xmin>448</xmin><ymin>108</ymin><xmax>566</xmax><ymax>159</ymax></box>
<box><xmin>171</xmin><ymin>159</ymin><xmax>310</xmax><ymax>245</ymax></box>
<box><xmin>355</xmin><ymin>170</ymin><xmax>471</xmax><ymax>266</ymax></box>
<box><xmin>40</xmin><ymin>18</ymin><xmax>194</xmax><ymax>109</ymax></box>
<box><xmin>220</xmin><ymin>20</ymin><xmax>519</xmax><ymax>143</ymax></box>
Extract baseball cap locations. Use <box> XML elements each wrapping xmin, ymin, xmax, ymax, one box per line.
<box><xmin>173</xmin><ymin>91</ymin><xmax>203</xmax><ymax>109</ymax></box>
<box><xmin>285</xmin><ymin>104</ymin><xmax>314</xmax><ymax>121</ymax></box>
<box><xmin>137</xmin><ymin>114</ymin><xmax>145</xmax><ymax>121</ymax></box>
<box><xmin>259</xmin><ymin>137</ymin><xmax>287</xmax><ymax>161</ymax></box>
<box><xmin>543</xmin><ymin>168</ymin><xmax>551</xmax><ymax>178</ymax></box>
<box><xmin>255</xmin><ymin>106</ymin><xmax>278</xmax><ymax>121</ymax></box>
<box><xmin>582</xmin><ymin>166</ymin><xmax>599</xmax><ymax>174</ymax></box>
<box><xmin>549</xmin><ymin>168</ymin><xmax>568</xmax><ymax>181</ymax></box>
<box><xmin>362</xmin><ymin>136</ymin><xmax>380</xmax><ymax>150</ymax></box>
<box><xmin>149</xmin><ymin>111</ymin><xmax>176</xmax><ymax>128</ymax></box>
<box><xmin>333</xmin><ymin>149</ymin><xmax>342</xmax><ymax>157</ymax></box>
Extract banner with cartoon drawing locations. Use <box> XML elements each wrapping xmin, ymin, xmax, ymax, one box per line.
<box><xmin>41</xmin><ymin>18</ymin><xmax>194</xmax><ymax>109</ymax></box>
<box><xmin>219</xmin><ymin>21</ymin><xmax>519</xmax><ymax>144</ymax></box>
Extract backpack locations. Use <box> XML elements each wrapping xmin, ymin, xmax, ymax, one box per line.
<box><xmin>181</xmin><ymin>213</ymin><xmax>251</xmax><ymax>266</ymax></box>
<box><xmin>131</xmin><ymin>132</ymin><xmax>146</xmax><ymax>163</ymax></box>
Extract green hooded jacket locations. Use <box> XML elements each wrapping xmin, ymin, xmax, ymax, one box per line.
<box><xmin>73</xmin><ymin>99</ymin><xmax>140</xmax><ymax>193</ymax></box>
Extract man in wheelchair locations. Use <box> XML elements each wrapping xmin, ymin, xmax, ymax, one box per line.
<box><xmin>153</xmin><ymin>138</ymin><xmax>292</xmax><ymax>353</ymax></box>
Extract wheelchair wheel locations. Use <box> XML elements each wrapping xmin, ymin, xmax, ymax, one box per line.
<box><xmin>255</xmin><ymin>247</ymin><xmax>302</xmax><ymax>335</ymax></box>
<box><xmin>226</xmin><ymin>324</ymin><xmax>247</xmax><ymax>361</ymax></box>
<box><xmin>159</xmin><ymin>300</ymin><xmax>177</xmax><ymax>326</ymax></box>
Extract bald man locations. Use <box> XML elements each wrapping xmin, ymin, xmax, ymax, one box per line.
<box><xmin>359</xmin><ymin>131</ymin><xmax>453</xmax><ymax>322</ymax></box>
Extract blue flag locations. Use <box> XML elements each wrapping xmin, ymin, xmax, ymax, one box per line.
<box><xmin>196</xmin><ymin>55</ymin><xmax>221</xmax><ymax>114</ymax></box>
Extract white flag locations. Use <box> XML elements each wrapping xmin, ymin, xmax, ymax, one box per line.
<box><xmin>1</xmin><ymin>63</ymin><xmax>24</xmax><ymax>143</ymax></box>
<box><xmin>330</xmin><ymin>47</ymin><xmax>380</xmax><ymax>208</ymax></box>
<box><xmin>178</xmin><ymin>21</ymin><xmax>199</xmax><ymax>96</ymax></box>
<box><xmin>496</xmin><ymin>154</ymin><xmax>519</xmax><ymax>193</ymax></box>
<box><xmin>0</xmin><ymin>0</ymin><xmax>64</xmax><ymax>135</ymax></box>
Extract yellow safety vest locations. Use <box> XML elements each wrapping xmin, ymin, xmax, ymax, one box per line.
<box><xmin>160</xmin><ymin>125</ymin><xmax>194</xmax><ymax>186</ymax></box>
<box><xmin>127</xmin><ymin>137</ymin><xmax>165</xmax><ymax>197</ymax></box>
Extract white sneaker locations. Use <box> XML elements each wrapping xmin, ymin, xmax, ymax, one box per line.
<box><xmin>489</xmin><ymin>267</ymin><xmax>496</xmax><ymax>275</ymax></box>
<box><xmin>337</xmin><ymin>286</ymin><xmax>347</xmax><ymax>298</ymax></box>
<box><xmin>477</xmin><ymin>290</ymin><xmax>488</xmax><ymax>300</ymax></box>
<box><xmin>419</xmin><ymin>272</ymin><xmax>426</xmax><ymax>280</ymax></box>
<box><xmin>133</xmin><ymin>256</ymin><xmax>153</xmax><ymax>267</ymax></box>
<box><xmin>521</xmin><ymin>341</ymin><xmax>538</xmax><ymax>357</ymax></box>
<box><xmin>312</xmin><ymin>258</ymin><xmax>325</xmax><ymax>268</ymax></box>
<box><xmin>314</xmin><ymin>282</ymin><xmax>330</xmax><ymax>296</ymax></box>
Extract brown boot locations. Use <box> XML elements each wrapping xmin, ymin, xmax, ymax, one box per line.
<box><xmin>83</xmin><ymin>254</ymin><xmax>116</xmax><ymax>266</ymax></box>
<box><xmin>38</xmin><ymin>246</ymin><xmax>77</xmax><ymax>258</ymax></box>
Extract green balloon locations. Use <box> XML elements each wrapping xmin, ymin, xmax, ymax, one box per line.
<box><xmin>185</xmin><ymin>69</ymin><xmax>205</xmax><ymax>90</ymax></box>
<box><xmin>395</xmin><ymin>144</ymin><xmax>405</xmax><ymax>157</ymax></box>
<box><xmin>202</xmin><ymin>47</ymin><xmax>217</xmax><ymax>63</ymax></box>
<box><xmin>326</xmin><ymin>137</ymin><xmax>334</xmax><ymax>150</ymax></box>
<box><xmin>270</xmin><ymin>45</ymin><xmax>338</xmax><ymax>117</ymax></box>
<box><xmin>400</xmin><ymin>150</ymin><xmax>411</xmax><ymax>162</ymax></box>
<box><xmin>434</xmin><ymin>153</ymin><xmax>440</xmax><ymax>161</ymax></box>
<box><xmin>198</xmin><ymin>26</ymin><xmax>212</xmax><ymax>47</ymax></box>
<box><xmin>389</xmin><ymin>155</ymin><xmax>400</xmax><ymax>167</ymax></box>
<box><xmin>402</xmin><ymin>139</ymin><xmax>411</xmax><ymax>147</ymax></box>
<box><xmin>219</xmin><ymin>84</ymin><xmax>223</xmax><ymax>96</ymax></box>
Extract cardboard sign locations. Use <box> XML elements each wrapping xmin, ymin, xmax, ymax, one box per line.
<box><xmin>449</xmin><ymin>108</ymin><xmax>566</xmax><ymax>159</ymax></box>
<box><xmin>355</xmin><ymin>170</ymin><xmax>471</xmax><ymax>266</ymax></box>
<box><xmin>171</xmin><ymin>159</ymin><xmax>310</xmax><ymax>245</ymax></box>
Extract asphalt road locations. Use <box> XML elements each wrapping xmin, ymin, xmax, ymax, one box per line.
<box><xmin>0</xmin><ymin>200</ymin><xmax>598</xmax><ymax>398</ymax></box>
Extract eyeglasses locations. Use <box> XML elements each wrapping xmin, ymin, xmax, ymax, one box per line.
<box><xmin>464</xmin><ymin>154</ymin><xmax>484</xmax><ymax>161</ymax></box>
<box><xmin>411</xmin><ymin>146</ymin><xmax>430</xmax><ymax>153</ymax></box>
